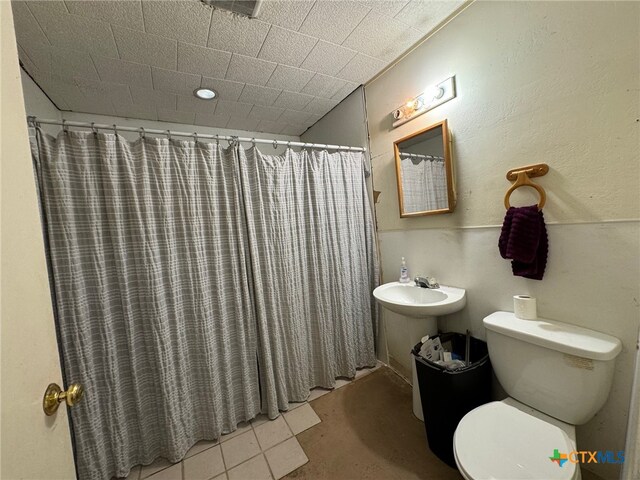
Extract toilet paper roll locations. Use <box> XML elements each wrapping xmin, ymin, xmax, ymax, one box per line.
<box><xmin>514</xmin><ymin>295</ymin><xmax>537</xmax><ymax>319</ymax></box>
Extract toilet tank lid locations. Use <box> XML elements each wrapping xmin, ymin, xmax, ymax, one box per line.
<box><xmin>483</xmin><ymin>311</ymin><xmax>622</xmax><ymax>361</ymax></box>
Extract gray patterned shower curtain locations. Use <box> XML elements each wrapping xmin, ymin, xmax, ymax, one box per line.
<box><xmin>34</xmin><ymin>130</ymin><xmax>378</xmax><ymax>480</ymax></box>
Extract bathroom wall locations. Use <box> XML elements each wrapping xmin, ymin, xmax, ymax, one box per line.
<box><xmin>21</xmin><ymin>70</ymin><xmax>299</xmax><ymax>155</ymax></box>
<box><xmin>364</xmin><ymin>1</ymin><xmax>639</xmax><ymax>478</ymax></box>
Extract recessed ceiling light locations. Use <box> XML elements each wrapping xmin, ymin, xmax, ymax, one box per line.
<box><xmin>194</xmin><ymin>88</ymin><xmax>217</xmax><ymax>100</ymax></box>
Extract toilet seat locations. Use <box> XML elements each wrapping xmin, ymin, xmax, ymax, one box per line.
<box><xmin>453</xmin><ymin>400</ymin><xmax>579</xmax><ymax>480</ymax></box>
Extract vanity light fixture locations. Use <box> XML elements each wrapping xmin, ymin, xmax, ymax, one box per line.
<box><xmin>194</xmin><ymin>88</ymin><xmax>217</xmax><ymax>100</ymax></box>
<box><xmin>391</xmin><ymin>76</ymin><xmax>456</xmax><ymax>128</ymax></box>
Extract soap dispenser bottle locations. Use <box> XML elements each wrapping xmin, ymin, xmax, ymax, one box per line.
<box><xmin>399</xmin><ymin>257</ymin><xmax>411</xmax><ymax>283</ymax></box>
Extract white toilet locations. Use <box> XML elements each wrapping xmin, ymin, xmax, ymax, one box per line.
<box><xmin>453</xmin><ymin>311</ymin><xmax>622</xmax><ymax>480</ymax></box>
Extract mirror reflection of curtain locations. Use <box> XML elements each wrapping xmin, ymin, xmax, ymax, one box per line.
<box><xmin>400</xmin><ymin>156</ymin><xmax>448</xmax><ymax>212</ymax></box>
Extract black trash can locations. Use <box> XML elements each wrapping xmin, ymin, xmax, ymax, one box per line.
<box><xmin>412</xmin><ymin>332</ymin><xmax>492</xmax><ymax>468</ymax></box>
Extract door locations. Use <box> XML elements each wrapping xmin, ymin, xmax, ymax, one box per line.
<box><xmin>1</xmin><ymin>3</ymin><xmax>76</xmax><ymax>479</ymax></box>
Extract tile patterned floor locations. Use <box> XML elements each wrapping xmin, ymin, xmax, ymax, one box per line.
<box><xmin>122</xmin><ymin>363</ymin><xmax>381</xmax><ymax>480</ymax></box>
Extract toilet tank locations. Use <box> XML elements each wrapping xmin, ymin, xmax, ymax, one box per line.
<box><xmin>483</xmin><ymin>311</ymin><xmax>622</xmax><ymax>425</ymax></box>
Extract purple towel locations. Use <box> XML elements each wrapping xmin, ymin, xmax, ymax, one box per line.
<box><xmin>498</xmin><ymin>205</ymin><xmax>548</xmax><ymax>280</ymax></box>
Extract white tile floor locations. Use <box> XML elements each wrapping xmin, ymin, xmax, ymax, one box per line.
<box><xmin>123</xmin><ymin>363</ymin><xmax>381</xmax><ymax>480</ymax></box>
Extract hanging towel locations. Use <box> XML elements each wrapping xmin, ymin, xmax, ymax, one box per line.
<box><xmin>498</xmin><ymin>205</ymin><xmax>548</xmax><ymax>280</ymax></box>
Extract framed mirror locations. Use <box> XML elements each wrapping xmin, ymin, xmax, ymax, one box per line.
<box><xmin>394</xmin><ymin>119</ymin><xmax>455</xmax><ymax>217</ymax></box>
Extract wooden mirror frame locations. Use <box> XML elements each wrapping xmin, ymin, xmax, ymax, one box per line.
<box><xmin>393</xmin><ymin>119</ymin><xmax>456</xmax><ymax>218</ymax></box>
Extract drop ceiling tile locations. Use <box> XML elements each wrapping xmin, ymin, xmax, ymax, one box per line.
<box><xmin>273</xmin><ymin>91</ymin><xmax>313</xmax><ymax>111</ymax></box>
<box><xmin>256</xmin><ymin>120</ymin><xmax>287</xmax><ymax>134</ymax></box>
<box><xmin>342</xmin><ymin>11</ymin><xmax>423</xmax><ymax>62</ymax></box>
<box><xmin>200</xmin><ymin>77</ymin><xmax>244</xmax><ymax>102</ymax></box>
<box><xmin>265</xmin><ymin>64</ymin><xmax>313</xmax><ymax>92</ymax></box>
<box><xmin>226</xmin><ymin>116</ymin><xmax>260</xmax><ymax>132</ymax></box>
<box><xmin>248</xmin><ymin>105</ymin><xmax>284</xmax><ymax>121</ymax></box>
<box><xmin>176</xmin><ymin>95</ymin><xmax>218</xmax><ymax>115</ymax></box>
<box><xmin>279</xmin><ymin>109</ymin><xmax>311</xmax><ymax>124</ymax></box>
<box><xmin>50</xmin><ymin>47</ymin><xmax>99</xmax><ymax>80</ymax></box>
<box><xmin>239</xmin><ymin>84</ymin><xmax>281</xmax><ymax>106</ymax></box>
<box><xmin>298</xmin><ymin>1</ymin><xmax>370</xmax><ymax>45</ymax></box>
<box><xmin>112</xmin><ymin>26</ymin><xmax>177</xmax><ymax>70</ymax></box>
<box><xmin>394</xmin><ymin>0</ymin><xmax>465</xmax><ymax>33</ymax></box>
<box><xmin>65</xmin><ymin>0</ymin><xmax>144</xmax><ymax>31</ymax></box>
<box><xmin>130</xmin><ymin>86</ymin><xmax>177</xmax><ymax>110</ymax></box>
<box><xmin>194</xmin><ymin>112</ymin><xmax>230</xmax><ymax>128</ymax></box>
<box><xmin>113</xmin><ymin>102</ymin><xmax>157</xmax><ymax>121</ymax></box>
<box><xmin>11</xmin><ymin>1</ymin><xmax>50</xmax><ymax>51</ymax></box>
<box><xmin>207</xmin><ymin>9</ymin><xmax>270</xmax><ymax>57</ymax></box>
<box><xmin>257</xmin><ymin>26</ymin><xmax>317</xmax><ymax>67</ymax></box>
<box><xmin>335</xmin><ymin>53</ymin><xmax>385</xmax><ymax>84</ymax></box>
<box><xmin>281</xmin><ymin>124</ymin><xmax>306</xmax><ymax>136</ymax></box>
<box><xmin>66</xmin><ymin>92</ymin><xmax>116</xmax><ymax>116</ymax></box>
<box><xmin>143</xmin><ymin>0</ymin><xmax>212</xmax><ymax>47</ymax></box>
<box><xmin>225</xmin><ymin>54</ymin><xmax>276</xmax><ymax>86</ymax></box>
<box><xmin>305</xmin><ymin>97</ymin><xmax>338</xmax><ymax>115</ymax></box>
<box><xmin>93</xmin><ymin>56</ymin><xmax>153</xmax><ymax>88</ymax></box>
<box><xmin>19</xmin><ymin>42</ymin><xmax>52</xmax><ymax>74</ymax></box>
<box><xmin>177</xmin><ymin>42</ymin><xmax>231</xmax><ymax>78</ymax></box>
<box><xmin>18</xmin><ymin>47</ymin><xmax>37</xmax><ymax>74</ymax></box>
<box><xmin>359</xmin><ymin>0</ymin><xmax>409</xmax><ymax>17</ymax></box>
<box><xmin>258</xmin><ymin>1</ymin><xmax>314</xmax><ymax>30</ymax></box>
<box><xmin>158</xmin><ymin>109</ymin><xmax>196</xmax><ymax>125</ymax></box>
<box><xmin>301</xmin><ymin>73</ymin><xmax>347</xmax><ymax>99</ymax></box>
<box><xmin>31</xmin><ymin>72</ymin><xmax>81</xmax><ymax>109</ymax></box>
<box><xmin>74</xmin><ymin>77</ymin><xmax>133</xmax><ymax>103</ymax></box>
<box><xmin>306</xmin><ymin>113</ymin><xmax>323</xmax><ymax>124</ymax></box>
<box><xmin>331</xmin><ymin>81</ymin><xmax>359</xmax><ymax>101</ymax></box>
<box><xmin>27</xmin><ymin>1</ymin><xmax>119</xmax><ymax>59</ymax></box>
<box><xmin>151</xmin><ymin>67</ymin><xmax>201</xmax><ymax>96</ymax></box>
<box><xmin>300</xmin><ymin>41</ymin><xmax>357</xmax><ymax>77</ymax></box>
<box><xmin>214</xmin><ymin>99</ymin><xmax>253</xmax><ymax>117</ymax></box>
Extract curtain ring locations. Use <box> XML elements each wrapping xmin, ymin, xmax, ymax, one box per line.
<box><xmin>228</xmin><ymin>137</ymin><xmax>235</xmax><ymax>147</ymax></box>
<box><xmin>62</xmin><ymin>119</ymin><xmax>69</xmax><ymax>134</ymax></box>
<box><xmin>287</xmin><ymin>141</ymin><xmax>291</xmax><ymax>149</ymax></box>
<box><xmin>193</xmin><ymin>132</ymin><xmax>198</xmax><ymax>143</ymax></box>
<box><xmin>216</xmin><ymin>134</ymin><xmax>219</xmax><ymax>146</ymax></box>
<box><xmin>166</xmin><ymin>130</ymin><xmax>171</xmax><ymax>141</ymax></box>
<box><xmin>251</xmin><ymin>137</ymin><xmax>256</xmax><ymax>148</ymax></box>
<box><xmin>91</xmin><ymin>122</ymin><xmax>98</xmax><ymax>135</ymax></box>
<box><xmin>112</xmin><ymin>124</ymin><xmax>118</xmax><ymax>135</ymax></box>
<box><xmin>139</xmin><ymin>127</ymin><xmax>145</xmax><ymax>139</ymax></box>
<box><xmin>273</xmin><ymin>139</ymin><xmax>278</xmax><ymax>149</ymax></box>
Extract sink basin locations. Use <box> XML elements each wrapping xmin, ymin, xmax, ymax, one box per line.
<box><xmin>372</xmin><ymin>282</ymin><xmax>466</xmax><ymax>318</ymax></box>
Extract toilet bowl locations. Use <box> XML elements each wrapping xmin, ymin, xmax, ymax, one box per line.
<box><xmin>453</xmin><ymin>398</ymin><xmax>580</xmax><ymax>480</ymax></box>
<box><xmin>453</xmin><ymin>311</ymin><xmax>621</xmax><ymax>480</ymax></box>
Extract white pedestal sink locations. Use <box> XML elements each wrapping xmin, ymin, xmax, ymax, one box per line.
<box><xmin>372</xmin><ymin>282</ymin><xmax>467</xmax><ymax>421</ymax></box>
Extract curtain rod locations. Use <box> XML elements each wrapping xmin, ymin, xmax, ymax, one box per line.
<box><xmin>399</xmin><ymin>152</ymin><xmax>444</xmax><ymax>160</ymax></box>
<box><xmin>26</xmin><ymin>116</ymin><xmax>367</xmax><ymax>152</ymax></box>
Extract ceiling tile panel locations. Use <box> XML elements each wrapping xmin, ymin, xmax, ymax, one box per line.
<box><xmin>31</xmin><ymin>71</ymin><xmax>80</xmax><ymax>109</ymax></box>
<box><xmin>331</xmin><ymin>81</ymin><xmax>359</xmax><ymax>101</ymax></box>
<box><xmin>67</xmin><ymin>91</ymin><xmax>117</xmax><ymax>116</ymax></box>
<box><xmin>305</xmin><ymin>96</ymin><xmax>338</xmax><ymax>115</ymax></box>
<box><xmin>256</xmin><ymin>120</ymin><xmax>287</xmax><ymax>134</ymax></box>
<box><xmin>342</xmin><ymin>11</ymin><xmax>423</xmax><ymax>62</ymax></box>
<box><xmin>280</xmin><ymin>124</ymin><xmax>306</xmax><ymax>136</ymax></box>
<box><xmin>18</xmin><ymin>43</ymin><xmax>52</xmax><ymax>74</ymax></box>
<box><xmin>151</xmin><ymin>67</ymin><xmax>201</xmax><ymax>96</ymax></box>
<box><xmin>207</xmin><ymin>9</ymin><xmax>270</xmax><ymax>57</ymax></box>
<box><xmin>194</xmin><ymin>112</ymin><xmax>230</xmax><ymax>128</ymax></box>
<box><xmin>394</xmin><ymin>0</ymin><xmax>465</xmax><ymax>33</ymax></box>
<box><xmin>257</xmin><ymin>26</ymin><xmax>317</xmax><ymax>67</ymax></box>
<box><xmin>113</xmin><ymin>102</ymin><xmax>158</xmax><ymax>121</ymax></box>
<box><xmin>113</xmin><ymin>26</ymin><xmax>177</xmax><ymax>70</ymax></box>
<box><xmin>266</xmin><ymin>64</ymin><xmax>314</xmax><ymax>92</ymax></box>
<box><xmin>143</xmin><ymin>0</ymin><xmax>212</xmax><ymax>47</ymax></box>
<box><xmin>11</xmin><ymin>1</ymin><xmax>50</xmax><ymax>51</ymax></box>
<box><xmin>225</xmin><ymin>54</ymin><xmax>276</xmax><ymax>86</ymax></box>
<box><xmin>130</xmin><ymin>86</ymin><xmax>177</xmax><ymax>110</ymax></box>
<box><xmin>279</xmin><ymin>109</ymin><xmax>311</xmax><ymax>124</ymax></box>
<box><xmin>214</xmin><ymin>99</ymin><xmax>253</xmax><ymax>117</ymax></box>
<box><xmin>335</xmin><ymin>53</ymin><xmax>385</xmax><ymax>84</ymax></box>
<box><xmin>226</xmin><ymin>116</ymin><xmax>260</xmax><ymax>131</ymax></box>
<box><xmin>158</xmin><ymin>109</ymin><xmax>196</xmax><ymax>125</ymax></box>
<box><xmin>300</xmin><ymin>40</ymin><xmax>357</xmax><ymax>77</ymax></box>
<box><xmin>248</xmin><ymin>105</ymin><xmax>285</xmax><ymax>121</ymax></box>
<box><xmin>359</xmin><ymin>1</ymin><xmax>409</xmax><ymax>17</ymax></box>
<box><xmin>257</xmin><ymin>1</ymin><xmax>314</xmax><ymax>30</ymax></box>
<box><xmin>177</xmin><ymin>42</ymin><xmax>231</xmax><ymax>78</ymax></box>
<box><xmin>200</xmin><ymin>77</ymin><xmax>245</xmax><ymax>102</ymax></box>
<box><xmin>27</xmin><ymin>1</ymin><xmax>119</xmax><ymax>59</ymax></box>
<box><xmin>65</xmin><ymin>0</ymin><xmax>144</xmax><ymax>31</ymax></box>
<box><xmin>273</xmin><ymin>91</ymin><xmax>313</xmax><ymax>111</ymax></box>
<box><xmin>176</xmin><ymin>95</ymin><xmax>218</xmax><ymax>115</ymax></box>
<box><xmin>298</xmin><ymin>1</ymin><xmax>370</xmax><ymax>45</ymax></box>
<box><xmin>301</xmin><ymin>73</ymin><xmax>347</xmax><ymax>99</ymax></box>
<box><xmin>50</xmin><ymin>47</ymin><xmax>99</xmax><ymax>81</ymax></box>
<box><xmin>93</xmin><ymin>56</ymin><xmax>153</xmax><ymax>88</ymax></box>
<box><xmin>74</xmin><ymin>77</ymin><xmax>133</xmax><ymax>104</ymax></box>
<box><xmin>238</xmin><ymin>84</ymin><xmax>281</xmax><ymax>106</ymax></box>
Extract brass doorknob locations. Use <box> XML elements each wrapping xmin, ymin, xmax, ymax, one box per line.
<box><xmin>43</xmin><ymin>383</ymin><xmax>84</xmax><ymax>416</ymax></box>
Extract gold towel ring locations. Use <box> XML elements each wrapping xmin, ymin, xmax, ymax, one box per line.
<box><xmin>504</xmin><ymin>170</ymin><xmax>546</xmax><ymax>210</ymax></box>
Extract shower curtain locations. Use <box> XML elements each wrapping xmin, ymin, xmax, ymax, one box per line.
<box><xmin>400</xmin><ymin>156</ymin><xmax>448</xmax><ymax>212</ymax></box>
<box><xmin>33</xmin><ymin>130</ymin><xmax>378</xmax><ymax>479</ymax></box>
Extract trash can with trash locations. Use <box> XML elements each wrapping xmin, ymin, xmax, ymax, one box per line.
<box><xmin>412</xmin><ymin>331</ymin><xmax>492</xmax><ymax>467</ymax></box>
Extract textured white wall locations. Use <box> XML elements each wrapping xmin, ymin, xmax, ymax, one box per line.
<box><xmin>364</xmin><ymin>2</ymin><xmax>640</xmax><ymax>479</ymax></box>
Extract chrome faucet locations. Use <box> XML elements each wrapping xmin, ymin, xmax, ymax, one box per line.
<box><xmin>414</xmin><ymin>276</ymin><xmax>440</xmax><ymax>289</ymax></box>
